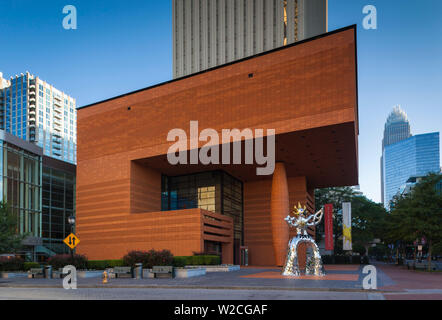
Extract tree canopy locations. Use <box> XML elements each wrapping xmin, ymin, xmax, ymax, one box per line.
<box><xmin>387</xmin><ymin>172</ymin><xmax>442</xmax><ymax>264</ymax></box>
<box><xmin>315</xmin><ymin>187</ymin><xmax>388</xmax><ymax>255</ymax></box>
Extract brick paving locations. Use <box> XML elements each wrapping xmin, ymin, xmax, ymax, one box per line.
<box><xmin>375</xmin><ymin>262</ymin><xmax>442</xmax><ymax>300</ymax></box>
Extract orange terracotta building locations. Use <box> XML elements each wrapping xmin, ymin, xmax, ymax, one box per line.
<box><xmin>76</xmin><ymin>26</ymin><xmax>359</xmax><ymax>266</ymax></box>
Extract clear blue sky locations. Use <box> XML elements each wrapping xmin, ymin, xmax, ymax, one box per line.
<box><xmin>0</xmin><ymin>0</ymin><xmax>441</xmax><ymax>203</ymax></box>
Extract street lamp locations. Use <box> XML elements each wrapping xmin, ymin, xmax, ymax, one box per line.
<box><xmin>68</xmin><ymin>215</ymin><xmax>75</xmax><ymax>230</ymax></box>
<box><xmin>68</xmin><ymin>215</ymin><xmax>75</xmax><ymax>259</ymax></box>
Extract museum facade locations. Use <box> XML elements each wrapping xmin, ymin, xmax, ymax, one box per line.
<box><xmin>76</xmin><ymin>26</ymin><xmax>359</xmax><ymax>266</ymax></box>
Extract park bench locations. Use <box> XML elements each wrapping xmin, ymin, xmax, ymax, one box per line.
<box><xmin>152</xmin><ymin>266</ymin><xmax>174</xmax><ymax>279</ymax></box>
<box><xmin>28</xmin><ymin>268</ymin><xmax>44</xmax><ymax>279</ymax></box>
<box><xmin>113</xmin><ymin>266</ymin><xmax>132</xmax><ymax>278</ymax></box>
<box><xmin>406</xmin><ymin>260</ymin><xmax>415</xmax><ymax>270</ymax></box>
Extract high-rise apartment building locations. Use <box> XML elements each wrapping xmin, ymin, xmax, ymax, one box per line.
<box><xmin>173</xmin><ymin>0</ymin><xmax>328</xmax><ymax>78</ymax></box>
<box><xmin>380</xmin><ymin>106</ymin><xmax>412</xmax><ymax>203</ymax></box>
<box><xmin>0</xmin><ymin>72</ymin><xmax>77</xmax><ymax>164</ymax></box>
<box><xmin>382</xmin><ymin>132</ymin><xmax>440</xmax><ymax>209</ymax></box>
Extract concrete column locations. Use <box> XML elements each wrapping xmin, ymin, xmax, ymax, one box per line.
<box><xmin>270</xmin><ymin>162</ymin><xmax>289</xmax><ymax>266</ymax></box>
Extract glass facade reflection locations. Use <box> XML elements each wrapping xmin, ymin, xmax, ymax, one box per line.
<box><xmin>41</xmin><ymin>158</ymin><xmax>76</xmax><ymax>255</ymax></box>
<box><xmin>383</xmin><ymin>132</ymin><xmax>440</xmax><ymax>209</ymax></box>
<box><xmin>0</xmin><ymin>140</ymin><xmax>42</xmax><ymax>237</ymax></box>
<box><xmin>162</xmin><ymin>171</ymin><xmax>243</xmax><ymax>245</ymax></box>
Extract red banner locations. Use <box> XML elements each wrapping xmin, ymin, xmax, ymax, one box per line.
<box><xmin>324</xmin><ymin>204</ymin><xmax>334</xmax><ymax>251</ymax></box>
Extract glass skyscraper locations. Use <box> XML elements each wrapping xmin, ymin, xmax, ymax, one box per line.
<box><xmin>0</xmin><ymin>72</ymin><xmax>77</xmax><ymax>164</ymax></box>
<box><xmin>382</xmin><ymin>132</ymin><xmax>440</xmax><ymax>209</ymax></box>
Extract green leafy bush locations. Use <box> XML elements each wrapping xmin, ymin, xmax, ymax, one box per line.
<box><xmin>0</xmin><ymin>256</ymin><xmax>24</xmax><ymax>271</ymax></box>
<box><xmin>172</xmin><ymin>256</ymin><xmax>187</xmax><ymax>268</ymax></box>
<box><xmin>87</xmin><ymin>260</ymin><xmax>124</xmax><ymax>270</ymax></box>
<box><xmin>122</xmin><ymin>250</ymin><xmax>174</xmax><ymax>268</ymax></box>
<box><xmin>47</xmin><ymin>254</ymin><xmax>88</xmax><ymax>270</ymax></box>
<box><xmin>23</xmin><ymin>262</ymin><xmax>41</xmax><ymax>271</ymax></box>
<box><xmin>173</xmin><ymin>255</ymin><xmax>221</xmax><ymax>266</ymax></box>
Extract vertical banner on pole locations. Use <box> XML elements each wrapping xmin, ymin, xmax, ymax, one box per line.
<box><xmin>324</xmin><ymin>204</ymin><xmax>334</xmax><ymax>251</ymax></box>
<box><xmin>342</xmin><ymin>202</ymin><xmax>352</xmax><ymax>251</ymax></box>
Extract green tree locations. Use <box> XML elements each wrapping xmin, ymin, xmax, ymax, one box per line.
<box><xmin>389</xmin><ymin>173</ymin><xmax>442</xmax><ymax>271</ymax></box>
<box><xmin>0</xmin><ymin>202</ymin><xmax>25</xmax><ymax>254</ymax></box>
<box><xmin>315</xmin><ymin>187</ymin><xmax>388</xmax><ymax>256</ymax></box>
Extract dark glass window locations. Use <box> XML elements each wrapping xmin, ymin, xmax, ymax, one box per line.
<box><xmin>162</xmin><ymin>171</ymin><xmax>243</xmax><ymax>244</ymax></box>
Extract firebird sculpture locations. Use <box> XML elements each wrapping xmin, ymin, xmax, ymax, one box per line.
<box><xmin>282</xmin><ymin>203</ymin><xmax>325</xmax><ymax>277</ymax></box>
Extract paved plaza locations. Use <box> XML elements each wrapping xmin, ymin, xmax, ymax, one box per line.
<box><xmin>0</xmin><ymin>263</ymin><xmax>441</xmax><ymax>300</ymax></box>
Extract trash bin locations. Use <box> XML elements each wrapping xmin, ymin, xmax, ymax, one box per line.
<box><xmin>133</xmin><ymin>263</ymin><xmax>143</xmax><ymax>279</ymax></box>
<box><xmin>44</xmin><ymin>265</ymin><xmax>53</xmax><ymax>279</ymax></box>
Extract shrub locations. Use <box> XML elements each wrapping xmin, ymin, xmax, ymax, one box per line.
<box><xmin>0</xmin><ymin>257</ymin><xmax>24</xmax><ymax>271</ymax></box>
<box><xmin>173</xmin><ymin>255</ymin><xmax>221</xmax><ymax>266</ymax></box>
<box><xmin>172</xmin><ymin>256</ymin><xmax>187</xmax><ymax>268</ymax></box>
<box><xmin>122</xmin><ymin>250</ymin><xmax>174</xmax><ymax>268</ymax></box>
<box><xmin>23</xmin><ymin>262</ymin><xmax>41</xmax><ymax>271</ymax></box>
<box><xmin>47</xmin><ymin>254</ymin><xmax>88</xmax><ymax>270</ymax></box>
<box><xmin>87</xmin><ymin>260</ymin><xmax>124</xmax><ymax>270</ymax></box>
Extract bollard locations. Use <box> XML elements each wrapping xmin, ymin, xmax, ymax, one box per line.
<box><xmin>134</xmin><ymin>263</ymin><xmax>143</xmax><ymax>279</ymax></box>
<box><xmin>44</xmin><ymin>265</ymin><xmax>53</xmax><ymax>279</ymax></box>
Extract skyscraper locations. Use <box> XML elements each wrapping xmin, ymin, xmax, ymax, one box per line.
<box><xmin>382</xmin><ymin>105</ymin><xmax>412</xmax><ymax>148</ymax></box>
<box><xmin>173</xmin><ymin>0</ymin><xmax>328</xmax><ymax>78</ymax></box>
<box><xmin>381</xmin><ymin>129</ymin><xmax>440</xmax><ymax>209</ymax></box>
<box><xmin>0</xmin><ymin>71</ymin><xmax>77</xmax><ymax>164</ymax></box>
<box><xmin>381</xmin><ymin>106</ymin><xmax>411</xmax><ymax>203</ymax></box>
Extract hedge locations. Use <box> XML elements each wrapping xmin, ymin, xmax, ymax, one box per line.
<box><xmin>173</xmin><ymin>255</ymin><xmax>221</xmax><ymax>267</ymax></box>
<box><xmin>23</xmin><ymin>262</ymin><xmax>41</xmax><ymax>271</ymax></box>
<box><xmin>87</xmin><ymin>260</ymin><xmax>124</xmax><ymax>270</ymax></box>
<box><xmin>47</xmin><ymin>254</ymin><xmax>88</xmax><ymax>270</ymax></box>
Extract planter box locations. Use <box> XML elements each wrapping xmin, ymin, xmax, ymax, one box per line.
<box><xmin>0</xmin><ymin>272</ymin><xmax>28</xmax><ymax>279</ymax></box>
<box><xmin>143</xmin><ymin>269</ymin><xmax>155</xmax><ymax>279</ymax></box>
<box><xmin>186</xmin><ymin>265</ymin><xmax>240</xmax><ymax>272</ymax></box>
<box><xmin>175</xmin><ymin>268</ymin><xmax>206</xmax><ymax>278</ymax></box>
<box><xmin>77</xmin><ymin>270</ymin><xmax>104</xmax><ymax>278</ymax></box>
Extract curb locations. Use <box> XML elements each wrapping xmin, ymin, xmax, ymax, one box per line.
<box><xmin>0</xmin><ymin>283</ymin><xmax>393</xmax><ymax>293</ymax></box>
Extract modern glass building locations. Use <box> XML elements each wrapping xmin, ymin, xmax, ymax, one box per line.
<box><xmin>41</xmin><ymin>156</ymin><xmax>76</xmax><ymax>256</ymax></box>
<box><xmin>382</xmin><ymin>132</ymin><xmax>440</xmax><ymax>209</ymax></box>
<box><xmin>0</xmin><ymin>72</ymin><xmax>77</xmax><ymax>164</ymax></box>
<box><xmin>0</xmin><ymin>130</ymin><xmax>42</xmax><ymax>261</ymax></box>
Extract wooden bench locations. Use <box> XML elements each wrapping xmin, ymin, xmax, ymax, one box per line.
<box><xmin>113</xmin><ymin>267</ymin><xmax>132</xmax><ymax>278</ymax></box>
<box><xmin>28</xmin><ymin>268</ymin><xmax>44</xmax><ymax>279</ymax></box>
<box><xmin>152</xmin><ymin>266</ymin><xmax>174</xmax><ymax>279</ymax></box>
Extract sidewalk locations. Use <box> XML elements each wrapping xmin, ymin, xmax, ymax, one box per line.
<box><xmin>376</xmin><ymin>262</ymin><xmax>442</xmax><ymax>300</ymax></box>
<box><xmin>0</xmin><ymin>265</ymin><xmax>386</xmax><ymax>292</ymax></box>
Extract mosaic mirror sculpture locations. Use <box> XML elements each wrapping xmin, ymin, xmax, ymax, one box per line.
<box><xmin>282</xmin><ymin>203</ymin><xmax>325</xmax><ymax>277</ymax></box>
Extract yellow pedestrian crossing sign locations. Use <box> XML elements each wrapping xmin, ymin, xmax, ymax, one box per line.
<box><xmin>64</xmin><ymin>233</ymin><xmax>80</xmax><ymax>250</ymax></box>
